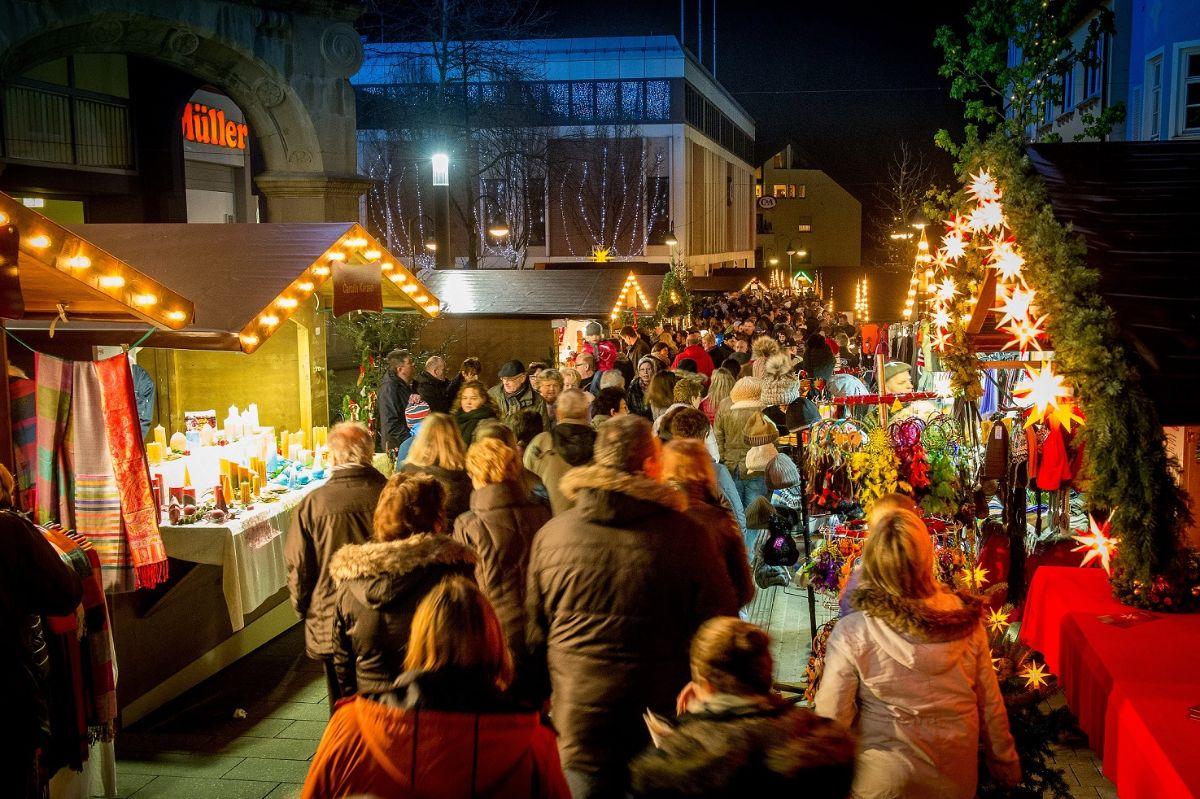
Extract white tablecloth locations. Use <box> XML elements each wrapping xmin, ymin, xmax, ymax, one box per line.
<box><xmin>158</xmin><ymin>480</ymin><xmax>325</xmax><ymax>631</ymax></box>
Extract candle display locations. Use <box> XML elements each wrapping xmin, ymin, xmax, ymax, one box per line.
<box><xmin>153</xmin><ymin>425</ymin><xmax>167</xmax><ymax>448</ymax></box>
<box><xmin>146</xmin><ymin>442</ymin><xmax>163</xmax><ymax>465</ymax></box>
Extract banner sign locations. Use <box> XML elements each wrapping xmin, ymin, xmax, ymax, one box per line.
<box><xmin>332</xmin><ymin>261</ymin><xmax>382</xmax><ymax>317</ymax></box>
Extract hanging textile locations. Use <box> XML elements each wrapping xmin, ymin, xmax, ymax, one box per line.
<box><xmin>71</xmin><ymin>362</ymin><xmax>129</xmax><ymax>594</ymax></box>
<box><xmin>95</xmin><ymin>355</ymin><xmax>167</xmax><ymax>589</ymax></box>
<box><xmin>10</xmin><ymin>374</ymin><xmax>38</xmax><ymax>512</ymax></box>
<box><xmin>35</xmin><ymin>355</ymin><xmax>75</xmax><ymax>529</ymax></box>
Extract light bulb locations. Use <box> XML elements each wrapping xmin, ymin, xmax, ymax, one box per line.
<box><xmin>99</xmin><ymin>275</ymin><xmax>125</xmax><ymax>288</ymax></box>
<box><xmin>27</xmin><ymin>234</ymin><xmax>51</xmax><ymax>248</ymax></box>
<box><xmin>277</xmin><ymin>297</ymin><xmax>298</xmax><ymax>309</ymax></box>
<box><xmin>133</xmin><ymin>293</ymin><xmax>158</xmax><ymax>306</ymax></box>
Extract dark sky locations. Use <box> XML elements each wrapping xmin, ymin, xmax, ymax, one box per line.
<box><xmin>542</xmin><ymin>0</ymin><xmax>973</xmax><ymax>315</ymax></box>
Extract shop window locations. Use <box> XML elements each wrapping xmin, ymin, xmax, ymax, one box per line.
<box><xmin>1084</xmin><ymin>36</ymin><xmax>1105</xmax><ymax>99</ymax></box>
<box><xmin>1147</xmin><ymin>55</ymin><xmax>1162</xmax><ymax>140</ymax></box>
<box><xmin>797</xmin><ymin>217</ymin><xmax>813</xmax><ymax>232</ymax></box>
<box><xmin>772</xmin><ymin>184</ymin><xmax>787</xmax><ymax>198</ymax></box>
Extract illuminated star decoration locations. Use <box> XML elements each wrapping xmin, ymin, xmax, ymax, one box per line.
<box><xmin>1072</xmin><ymin>511</ymin><xmax>1120</xmax><ymax>575</ymax></box>
<box><xmin>985</xmin><ymin>607</ymin><xmax>1011</xmax><ymax>636</ymax></box>
<box><xmin>989</xmin><ymin>239</ymin><xmax>1025</xmax><ymax>280</ymax></box>
<box><xmin>1020</xmin><ymin>661</ymin><xmax>1050</xmax><ymax>691</ymax></box>
<box><xmin>993</xmin><ymin>284</ymin><xmax>1037</xmax><ymax>327</ymax></box>
<box><xmin>936</xmin><ymin>277</ymin><xmax>959</xmax><ymax>302</ymax></box>
<box><xmin>591</xmin><ymin>246</ymin><xmax>612</xmax><ymax>263</ymax></box>
<box><xmin>969</xmin><ymin>200</ymin><xmax>1006</xmax><ymax>232</ymax></box>
<box><xmin>1001</xmin><ymin>314</ymin><xmax>1048</xmax><ymax>352</ymax></box>
<box><xmin>967</xmin><ymin>565</ymin><xmax>989</xmax><ymax>588</ymax></box>
<box><xmin>967</xmin><ymin>170</ymin><xmax>1001</xmax><ymax>203</ymax></box>
<box><xmin>940</xmin><ymin>232</ymin><xmax>967</xmax><ymax>262</ymax></box>
<box><xmin>944</xmin><ymin>213</ymin><xmax>972</xmax><ymax>239</ymax></box>
<box><xmin>1013</xmin><ymin>362</ymin><xmax>1084</xmax><ymax>430</ymax></box>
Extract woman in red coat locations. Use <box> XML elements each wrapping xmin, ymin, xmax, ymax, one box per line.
<box><xmin>303</xmin><ymin>577</ymin><xmax>569</xmax><ymax>799</ymax></box>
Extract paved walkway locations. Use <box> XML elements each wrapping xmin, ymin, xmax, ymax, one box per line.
<box><xmin>108</xmin><ymin>586</ymin><xmax>1117</xmax><ymax>798</ymax></box>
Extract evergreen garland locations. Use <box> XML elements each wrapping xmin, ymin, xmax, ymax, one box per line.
<box><xmin>656</xmin><ymin>252</ymin><xmax>693</xmax><ymax>320</ymax></box>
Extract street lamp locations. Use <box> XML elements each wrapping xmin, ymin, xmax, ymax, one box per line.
<box><xmin>431</xmin><ymin>153</ymin><xmax>449</xmax><ymax>187</ymax></box>
<box><xmin>785</xmin><ymin>241</ymin><xmax>797</xmax><ymax>272</ymax></box>
<box><xmin>487</xmin><ymin>218</ymin><xmax>510</xmax><ymax>239</ymax></box>
<box><xmin>664</xmin><ymin>228</ymin><xmax>678</xmax><ymax>248</ymax></box>
<box><xmin>768</xmin><ymin>256</ymin><xmax>779</xmax><ymax>266</ymax></box>
<box><xmin>431</xmin><ymin>152</ymin><xmax>450</xmax><ymax>268</ymax></box>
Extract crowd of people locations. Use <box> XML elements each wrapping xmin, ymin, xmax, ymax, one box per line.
<box><xmin>282</xmin><ymin>288</ymin><xmax>1020</xmax><ymax>798</ymax></box>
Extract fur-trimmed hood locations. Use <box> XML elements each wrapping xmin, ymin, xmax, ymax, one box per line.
<box><xmin>850</xmin><ymin>586</ymin><xmax>985</xmax><ymax>675</ymax></box>
<box><xmin>631</xmin><ymin>699</ymin><xmax>855</xmax><ymax>796</ymax></box>
<box><xmin>330</xmin><ymin>534</ymin><xmax>476</xmax><ymax>588</ymax></box>
<box><xmin>560</xmin><ymin>464</ymin><xmax>685</xmax><ymax>526</ymax></box>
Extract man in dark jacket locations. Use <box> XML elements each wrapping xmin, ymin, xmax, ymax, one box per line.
<box><xmin>523</xmin><ymin>389</ymin><xmax>596</xmax><ymax>515</ymax></box>
<box><xmin>525</xmin><ymin>415</ymin><xmax>736</xmax><ymax>799</ymax></box>
<box><xmin>489</xmin><ymin>359</ymin><xmax>550</xmax><ymax>429</ymax></box>
<box><xmin>704</xmin><ymin>331</ymin><xmax>732</xmax><ymax>369</ymax></box>
<box><xmin>412</xmin><ymin>355</ymin><xmax>463</xmax><ymax>414</ymax></box>
<box><xmin>285</xmin><ymin>422</ymin><xmax>386</xmax><ymax>711</ymax></box>
<box><xmin>378</xmin><ymin>349</ymin><xmax>416</xmax><ymax>451</ymax></box>
<box><xmin>620</xmin><ymin>325</ymin><xmax>650</xmax><ymax>364</ymax></box>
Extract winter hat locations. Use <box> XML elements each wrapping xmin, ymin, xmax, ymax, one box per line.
<box><xmin>637</xmin><ymin>355</ymin><xmax>660</xmax><ymax>374</ymax></box>
<box><xmin>673</xmin><ymin>378</ymin><xmax>702</xmax><ymax>405</ymax></box>
<box><xmin>585</xmin><ymin>321</ymin><xmax>603</xmax><ymax>337</ymax></box>
<box><xmin>405</xmin><ymin>395</ymin><xmax>430</xmax><ymax>427</ymax></box>
<box><xmin>498</xmin><ymin>359</ymin><xmax>525</xmax><ymax>378</ymax></box>
<box><xmin>883</xmin><ymin>361</ymin><xmax>910</xmax><ymax>384</ymax></box>
<box><xmin>759</xmin><ymin>353</ymin><xmax>800</xmax><ymax>407</ymax></box>
<box><xmin>766</xmin><ymin>452</ymin><xmax>801</xmax><ymax>491</ymax></box>
<box><xmin>745</xmin><ymin>442</ymin><xmax>779</xmax><ymax>474</ymax></box>
<box><xmin>743</xmin><ymin>413</ymin><xmax>778</xmax><ymax>447</ymax></box>
<box><xmin>745</xmin><ymin>496</ymin><xmax>775</xmax><ymax>529</ymax></box>
<box><xmin>730</xmin><ymin>376</ymin><xmax>763</xmax><ymax>405</ymax></box>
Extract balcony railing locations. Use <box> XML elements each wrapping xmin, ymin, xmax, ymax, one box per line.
<box><xmin>2</xmin><ymin>83</ymin><xmax>134</xmax><ymax>170</ymax></box>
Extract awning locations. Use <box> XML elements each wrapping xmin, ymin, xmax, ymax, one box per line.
<box><xmin>3</xmin><ymin>218</ymin><xmax>440</xmax><ymax>353</ymax></box>
<box><xmin>0</xmin><ymin>192</ymin><xmax>195</xmax><ymax>330</ymax></box>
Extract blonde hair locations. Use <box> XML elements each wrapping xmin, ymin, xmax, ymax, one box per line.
<box><xmin>662</xmin><ymin>438</ymin><xmax>717</xmax><ymax>493</ymax></box>
<box><xmin>560</xmin><ymin>367</ymin><xmax>582</xmax><ymax>390</ymax></box>
<box><xmin>466</xmin><ymin>438</ymin><xmax>522</xmax><ymax>485</ymax></box>
<box><xmin>705</xmin><ymin>368</ymin><xmax>735</xmax><ymax>412</ymax></box>
<box><xmin>406</xmin><ymin>412</ymin><xmax>466</xmax><ymax>471</ymax></box>
<box><xmin>326</xmin><ymin>422</ymin><xmax>374</xmax><ymax>467</ymax></box>
<box><xmin>373</xmin><ymin>472</ymin><xmax>446</xmax><ymax>542</ymax></box>
<box><xmin>861</xmin><ymin>508</ymin><xmax>938</xmax><ymax>599</ymax></box>
<box><xmin>690</xmin><ymin>617</ymin><xmax>774</xmax><ymax>696</ymax></box>
<box><xmin>537</xmin><ymin>368</ymin><xmax>564</xmax><ymax>389</ymax></box>
<box><xmin>404</xmin><ymin>576</ymin><xmax>513</xmax><ymax>691</ymax></box>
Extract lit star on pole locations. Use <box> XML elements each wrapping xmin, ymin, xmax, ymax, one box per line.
<box><xmin>1013</xmin><ymin>362</ymin><xmax>1082</xmax><ymax>430</ymax></box>
<box><xmin>985</xmin><ymin>607</ymin><xmax>1011</xmax><ymax>635</ymax></box>
<box><xmin>989</xmin><ymin>240</ymin><xmax>1026</xmax><ymax>280</ymax></box>
<box><xmin>967</xmin><ymin>565</ymin><xmax>989</xmax><ymax>588</ymax></box>
<box><xmin>1020</xmin><ymin>661</ymin><xmax>1050</xmax><ymax>691</ymax></box>
<box><xmin>994</xmin><ymin>284</ymin><xmax>1036</xmax><ymax>328</ymax></box>
<box><xmin>1072</xmin><ymin>512</ymin><xmax>1120</xmax><ymax>575</ymax></box>
<box><xmin>969</xmin><ymin>200</ymin><xmax>1006</xmax><ymax>232</ymax></box>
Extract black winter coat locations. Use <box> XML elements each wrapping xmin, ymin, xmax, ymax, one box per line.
<box><xmin>378</xmin><ymin>371</ymin><xmax>414</xmax><ymax>450</ymax></box>
<box><xmin>630</xmin><ymin>698</ymin><xmax>856</xmax><ymax>797</ymax></box>
<box><xmin>413</xmin><ymin>370</ymin><xmax>463</xmax><ymax>414</ymax></box>
<box><xmin>330</xmin><ymin>534</ymin><xmax>476</xmax><ymax>696</ymax></box>
<box><xmin>525</xmin><ymin>465</ymin><xmax>737</xmax><ymax>783</ymax></box>
<box><xmin>400</xmin><ymin>462</ymin><xmax>473</xmax><ymax>525</ymax></box>
<box><xmin>285</xmin><ymin>465</ymin><xmax>387</xmax><ymax>659</ymax></box>
<box><xmin>453</xmin><ymin>481</ymin><xmax>551</xmax><ymax>701</ymax></box>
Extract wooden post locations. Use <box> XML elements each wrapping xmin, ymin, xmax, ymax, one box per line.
<box><xmin>0</xmin><ymin>320</ymin><xmax>14</xmax><ymax>476</ymax></box>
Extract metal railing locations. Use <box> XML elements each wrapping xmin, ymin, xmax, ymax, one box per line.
<box><xmin>2</xmin><ymin>83</ymin><xmax>134</xmax><ymax>170</ymax></box>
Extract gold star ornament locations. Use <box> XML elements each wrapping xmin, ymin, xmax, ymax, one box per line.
<box><xmin>985</xmin><ymin>607</ymin><xmax>1011</xmax><ymax>635</ymax></box>
<box><xmin>1020</xmin><ymin>661</ymin><xmax>1050</xmax><ymax>691</ymax></box>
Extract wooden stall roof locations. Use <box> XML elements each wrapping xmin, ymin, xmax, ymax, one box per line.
<box><xmin>5</xmin><ymin>222</ymin><xmax>440</xmax><ymax>354</ymax></box>
<box><xmin>0</xmin><ymin>193</ymin><xmax>195</xmax><ymax>330</ymax></box>
<box><xmin>423</xmin><ymin>269</ymin><xmax>665</xmax><ymax>318</ymax></box>
<box><xmin>1016</xmin><ymin>142</ymin><xmax>1200</xmax><ymax>424</ymax></box>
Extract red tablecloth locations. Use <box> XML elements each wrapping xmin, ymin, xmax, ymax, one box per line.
<box><xmin>1020</xmin><ymin>567</ymin><xmax>1200</xmax><ymax>799</ymax></box>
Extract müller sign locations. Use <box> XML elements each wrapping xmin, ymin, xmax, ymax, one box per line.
<box><xmin>181</xmin><ymin>101</ymin><xmax>249</xmax><ymax>150</ymax></box>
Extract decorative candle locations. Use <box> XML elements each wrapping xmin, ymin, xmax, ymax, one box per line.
<box><xmin>169</xmin><ymin>432</ymin><xmax>187</xmax><ymax>452</ymax></box>
<box><xmin>280</xmin><ymin>430</ymin><xmax>289</xmax><ymax>456</ymax></box>
<box><xmin>222</xmin><ymin>475</ymin><xmax>234</xmax><ymax>503</ymax></box>
<box><xmin>214</xmin><ymin>484</ymin><xmax>227</xmax><ymax>512</ymax></box>
<box><xmin>199</xmin><ymin>424</ymin><xmax>214</xmax><ymax>446</ymax></box>
<box><xmin>146</xmin><ymin>442</ymin><xmax>163</xmax><ymax>465</ymax></box>
<box><xmin>248</xmin><ymin>403</ymin><xmax>259</xmax><ymax>430</ymax></box>
<box><xmin>239</xmin><ymin>482</ymin><xmax>251</xmax><ymax>505</ymax></box>
<box><xmin>153</xmin><ymin>425</ymin><xmax>167</xmax><ymax>448</ymax></box>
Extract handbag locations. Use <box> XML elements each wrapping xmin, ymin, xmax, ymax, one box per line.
<box><xmin>758</xmin><ymin>514</ymin><xmax>799</xmax><ymax>567</ymax></box>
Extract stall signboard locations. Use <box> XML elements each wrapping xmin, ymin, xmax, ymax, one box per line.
<box><xmin>332</xmin><ymin>261</ymin><xmax>383</xmax><ymax>316</ymax></box>
<box><xmin>0</xmin><ymin>223</ymin><xmax>22</xmax><ymax>319</ymax></box>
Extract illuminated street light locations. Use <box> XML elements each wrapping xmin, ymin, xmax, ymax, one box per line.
<box><xmin>431</xmin><ymin>152</ymin><xmax>449</xmax><ymax>187</ymax></box>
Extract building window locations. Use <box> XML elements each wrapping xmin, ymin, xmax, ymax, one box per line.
<box><xmin>755</xmin><ymin>183</ymin><xmax>762</xmax><ymax>198</ymax></box>
<box><xmin>797</xmin><ymin>217</ymin><xmax>813</xmax><ymax>232</ymax></box>
<box><xmin>1147</xmin><ymin>54</ymin><xmax>1163</xmax><ymax>140</ymax></box>
<box><xmin>1084</xmin><ymin>36</ymin><xmax>1105</xmax><ymax>99</ymax></box>
<box><xmin>773</xmin><ymin>152</ymin><xmax>784</xmax><ymax>168</ymax></box>
<box><xmin>1181</xmin><ymin>50</ymin><xmax>1200</xmax><ymax>135</ymax></box>
<box><xmin>772</xmin><ymin>184</ymin><xmax>788</xmax><ymax>198</ymax></box>
<box><xmin>1060</xmin><ymin>66</ymin><xmax>1075</xmax><ymax>113</ymax></box>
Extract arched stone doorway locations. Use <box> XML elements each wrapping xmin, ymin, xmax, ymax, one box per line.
<box><xmin>0</xmin><ymin>2</ymin><xmax>370</xmax><ymax>221</ymax></box>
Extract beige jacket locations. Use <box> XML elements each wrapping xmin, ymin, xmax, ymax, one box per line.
<box><xmin>814</xmin><ymin>587</ymin><xmax>1020</xmax><ymax>799</ymax></box>
<box><xmin>713</xmin><ymin>399</ymin><xmax>761</xmax><ymax>476</ymax></box>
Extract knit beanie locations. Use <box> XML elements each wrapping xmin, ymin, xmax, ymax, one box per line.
<box><xmin>743</xmin><ymin>413</ymin><xmax>778</xmax><ymax>447</ymax></box>
<box><xmin>745</xmin><ymin>496</ymin><xmax>775</xmax><ymax>529</ymax></box>
<box><xmin>759</xmin><ymin>353</ymin><xmax>800</xmax><ymax>407</ymax></box>
<box><xmin>730</xmin><ymin>376</ymin><xmax>763</xmax><ymax>405</ymax></box>
<box><xmin>745</xmin><ymin>443</ymin><xmax>779</xmax><ymax>474</ymax></box>
<box><xmin>766</xmin><ymin>452</ymin><xmax>801</xmax><ymax>490</ymax></box>
<box><xmin>405</xmin><ymin>395</ymin><xmax>430</xmax><ymax>427</ymax></box>
<box><xmin>883</xmin><ymin>361</ymin><xmax>910</xmax><ymax>384</ymax></box>
<box><xmin>585</xmin><ymin>321</ymin><xmax>603</xmax><ymax>337</ymax></box>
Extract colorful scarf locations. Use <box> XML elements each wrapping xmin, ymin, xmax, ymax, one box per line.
<box><xmin>9</xmin><ymin>376</ymin><xmax>37</xmax><ymax>512</ymax></box>
<box><xmin>35</xmin><ymin>354</ymin><xmax>74</xmax><ymax>528</ymax></box>
<box><xmin>95</xmin><ymin>355</ymin><xmax>167</xmax><ymax>589</ymax></box>
<box><xmin>72</xmin><ymin>360</ymin><xmax>130</xmax><ymax>593</ymax></box>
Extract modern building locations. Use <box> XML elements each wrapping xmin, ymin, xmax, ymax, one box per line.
<box><xmin>353</xmin><ymin>35</ymin><xmax>756</xmax><ymax>275</ymax></box>
<box><xmin>753</xmin><ymin>143</ymin><xmax>861</xmax><ymax>272</ymax></box>
<box><xmin>0</xmin><ymin>1</ymin><xmax>368</xmax><ymax>226</ymax></box>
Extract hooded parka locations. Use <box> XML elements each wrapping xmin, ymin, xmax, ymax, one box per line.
<box><xmin>525</xmin><ymin>465</ymin><xmax>737</xmax><ymax>785</ymax></box>
<box><xmin>329</xmin><ymin>534</ymin><xmax>476</xmax><ymax>696</ymax></box>
<box><xmin>523</xmin><ymin>422</ymin><xmax>595</xmax><ymax>514</ymax></box>
<box><xmin>814</xmin><ymin>587</ymin><xmax>1020</xmax><ymax>799</ymax></box>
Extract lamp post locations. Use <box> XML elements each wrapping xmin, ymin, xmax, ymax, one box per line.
<box><xmin>431</xmin><ymin>152</ymin><xmax>451</xmax><ymax>269</ymax></box>
<box><xmin>406</xmin><ymin>216</ymin><xmax>436</xmax><ymax>271</ymax></box>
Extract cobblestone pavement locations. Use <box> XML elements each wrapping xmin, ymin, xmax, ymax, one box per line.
<box><xmin>107</xmin><ymin>588</ymin><xmax>1117</xmax><ymax>798</ymax></box>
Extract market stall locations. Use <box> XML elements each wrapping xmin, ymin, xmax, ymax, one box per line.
<box><xmin>3</xmin><ymin>197</ymin><xmax>442</xmax><ymax>723</ymax></box>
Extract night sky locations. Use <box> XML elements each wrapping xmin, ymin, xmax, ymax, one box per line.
<box><xmin>542</xmin><ymin>0</ymin><xmax>973</xmax><ymax>317</ymax></box>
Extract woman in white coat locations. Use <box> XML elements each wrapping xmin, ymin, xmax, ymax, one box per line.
<box><xmin>814</xmin><ymin>508</ymin><xmax>1020</xmax><ymax>799</ymax></box>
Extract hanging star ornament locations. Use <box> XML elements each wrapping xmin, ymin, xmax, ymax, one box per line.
<box><xmin>989</xmin><ymin>239</ymin><xmax>1026</xmax><ymax>281</ymax></box>
<box><xmin>936</xmin><ymin>277</ymin><xmax>959</xmax><ymax>302</ymax></box>
<box><xmin>967</xmin><ymin>170</ymin><xmax>1001</xmax><ymax>203</ymax></box>
<box><xmin>1072</xmin><ymin>511</ymin><xmax>1120</xmax><ymax>575</ymax></box>
<box><xmin>944</xmin><ymin>213</ymin><xmax>971</xmax><ymax>238</ymax></box>
<box><xmin>1001</xmin><ymin>313</ymin><xmax>1048</xmax><ymax>352</ymax></box>
<box><xmin>1020</xmin><ymin>661</ymin><xmax>1050</xmax><ymax>691</ymax></box>
<box><xmin>985</xmin><ymin>607</ymin><xmax>1011</xmax><ymax>635</ymax></box>
<box><xmin>993</xmin><ymin>284</ymin><xmax>1037</xmax><ymax>328</ymax></box>
<box><xmin>1013</xmin><ymin>362</ymin><xmax>1083</xmax><ymax>430</ymax></box>
<box><xmin>967</xmin><ymin>565</ymin><xmax>989</xmax><ymax>588</ymax></box>
<box><xmin>940</xmin><ymin>232</ymin><xmax>967</xmax><ymax>262</ymax></box>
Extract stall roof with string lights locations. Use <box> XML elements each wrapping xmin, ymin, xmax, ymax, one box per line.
<box><xmin>3</xmin><ymin>219</ymin><xmax>441</xmax><ymax>353</ymax></box>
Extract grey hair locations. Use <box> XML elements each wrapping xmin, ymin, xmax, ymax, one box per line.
<box><xmin>327</xmin><ymin>422</ymin><xmax>374</xmax><ymax>467</ymax></box>
<box><xmin>386</xmin><ymin>349</ymin><xmax>412</xmax><ymax>369</ymax></box>
<box><xmin>598</xmin><ymin>369</ymin><xmax>625</xmax><ymax>390</ymax></box>
<box><xmin>425</xmin><ymin>355</ymin><xmax>445</xmax><ymax>371</ymax></box>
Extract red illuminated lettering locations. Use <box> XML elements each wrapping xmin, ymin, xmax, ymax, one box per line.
<box><xmin>181</xmin><ymin>101</ymin><xmax>249</xmax><ymax>151</ymax></box>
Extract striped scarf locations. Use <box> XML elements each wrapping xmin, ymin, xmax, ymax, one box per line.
<box><xmin>35</xmin><ymin>354</ymin><xmax>74</xmax><ymax>528</ymax></box>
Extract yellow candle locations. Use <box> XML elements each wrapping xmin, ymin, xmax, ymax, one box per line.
<box><xmin>280</xmin><ymin>430</ymin><xmax>288</xmax><ymax>456</ymax></box>
<box><xmin>240</xmin><ymin>482</ymin><xmax>251</xmax><ymax>505</ymax></box>
<box><xmin>223</xmin><ymin>475</ymin><xmax>234</xmax><ymax>502</ymax></box>
<box><xmin>153</xmin><ymin>425</ymin><xmax>167</xmax><ymax>448</ymax></box>
<box><xmin>145</xmin><ymin>442</ymin><xmax>163</xmax><ymax>465</ymax></box>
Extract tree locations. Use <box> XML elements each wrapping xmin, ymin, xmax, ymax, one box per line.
<box><xmin>933</xmin><ymin>0</ymin><xmax>1124</xmax><ymax>150</ymax></box>
<box><xmin>548</xmin><ymin>126</ymin><xmax>670</xmax><ymax>258</ymax></box>
<box><xmin>356</xmin><ymin>0</ymin><xmax>550</xmax><ymax>269</ymax></box>
<box><xmin>869</xmin><ymin>140</ymin><xmax>936</xmax><ymax>272</ymax></box>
